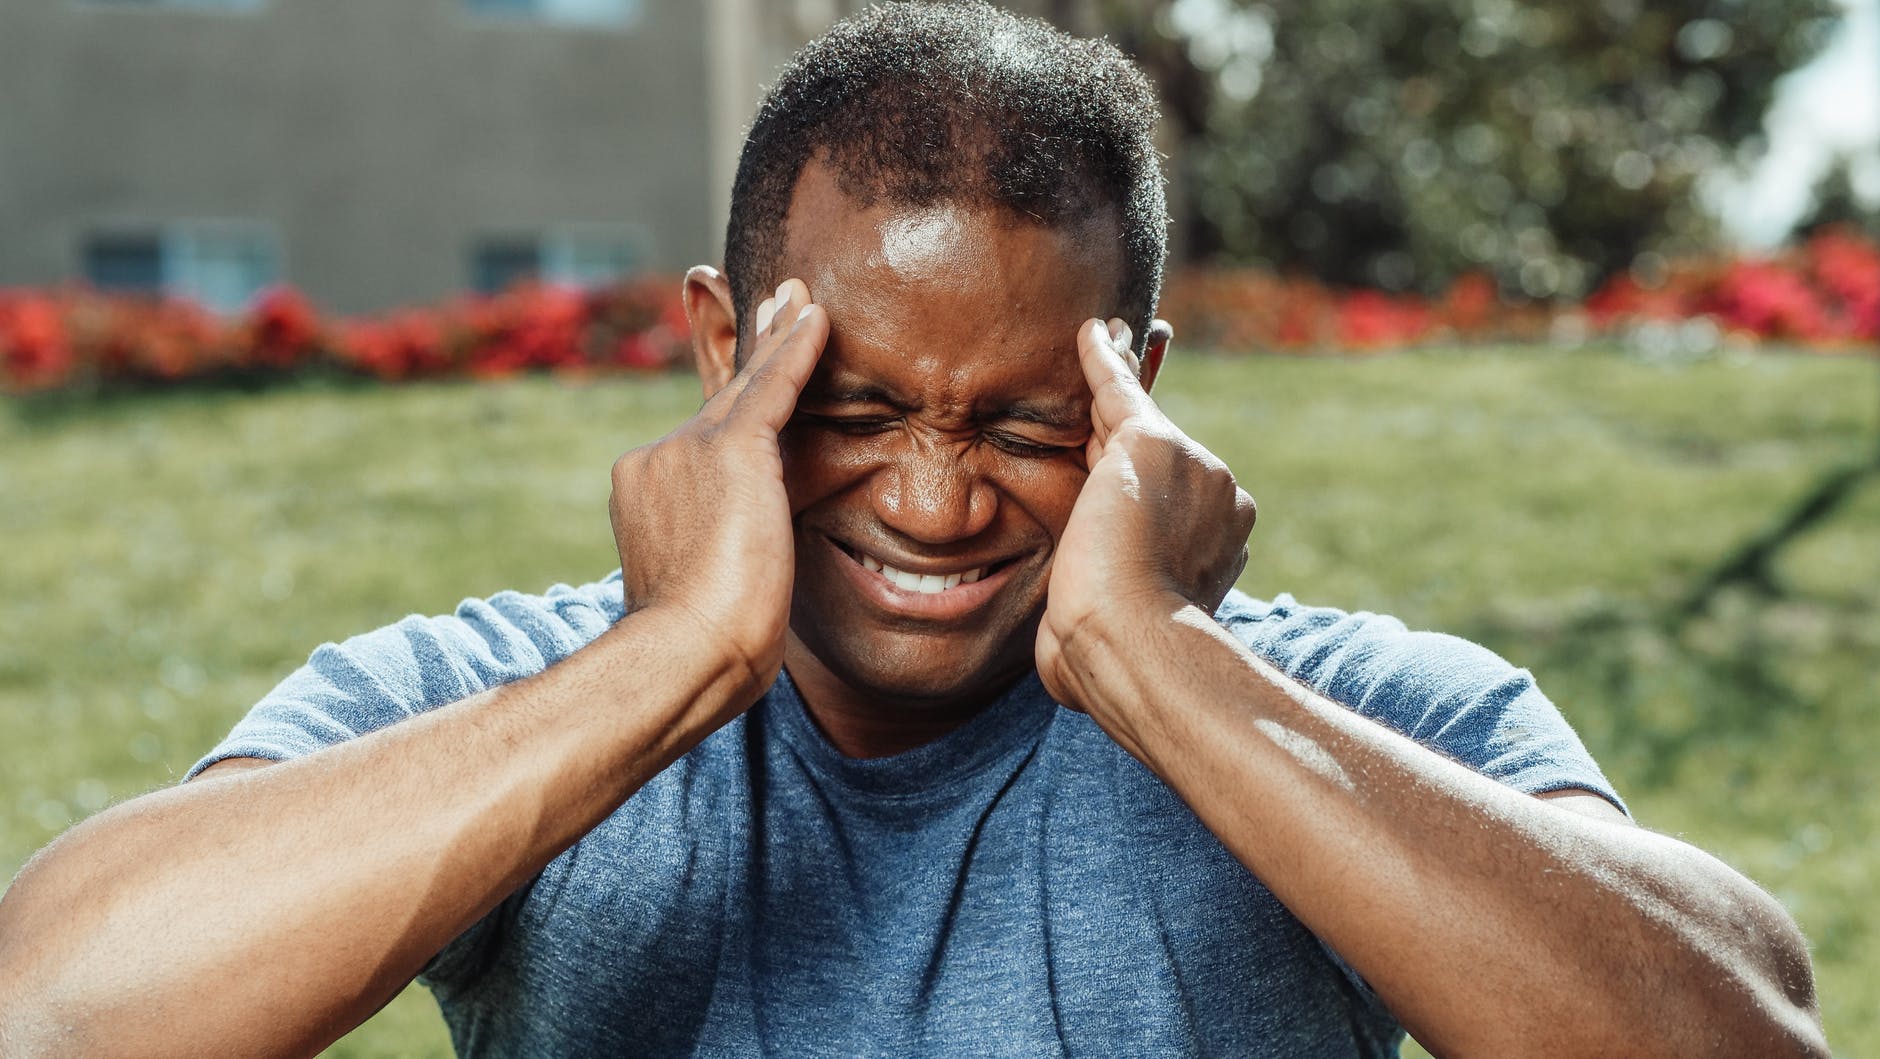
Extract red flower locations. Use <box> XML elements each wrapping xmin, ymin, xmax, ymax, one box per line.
<box><xmin>1805</xmin><ymin>226</ymin><xmax>1880</xmax><ymax>340</ymax></box>
<box><xmin>1439</xmin><ymin>273</ymin><xmax>1498</xmax><ymax>336</ymax></box>
<box><xmin>1705</xmin><ymin>261</ymin><xmax>1833</xmax><ymax>342</ymax></box>
<box><xmin>1335</xmin><ymin>290</ymin><xmax>1433</xmax><ymax>350</ymax></box>
<box><xmin>338</xmin><ymin>312</ymin><xmax>449</xmax><ymax>380</ymax></box>
<box><xmin>244</xmin><ymin>286</ymin><xmax>323</xmax><ymax>371</ymax></box>
<box><xmin>0</xmin><ymin>292</ymin><xmax>76</xmax><ymax>390</ymax></box>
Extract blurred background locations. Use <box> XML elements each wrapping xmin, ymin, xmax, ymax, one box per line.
<box><xmin>1</xmin><ymin>1</ymin><xmax>1876</xmax><ymax>1055</ymax></box>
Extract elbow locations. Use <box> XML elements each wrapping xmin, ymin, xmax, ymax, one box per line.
<box><xmin>1687</xmin><ymin>892</ymin><xmax>1830</xmax><ymax>1059</ymax></box>
<box><xmin>1756</xmin><ymin>929</ymin><xmax>1831</xmax><ymax>1059</ymax></box>
<box><xmin>1738</xmin><ymin>995</ymin><xmax>1830</xmax><ymax>1059</ymax></box>
<box><xmin>1652</xmin><ymin>841</ymin><xmax>1831</xmax><ymax>1058</ymax></box>
<box><xmin>1742</xmin><ymin>888</ymin><xmax>1830</xmax><ymax>1058</ymax></box>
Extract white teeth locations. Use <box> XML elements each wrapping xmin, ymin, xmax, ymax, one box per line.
<box><xmin>857</xmin><ymin>552</ymin><xmax>990</xmax><ymax>594</ymax></box>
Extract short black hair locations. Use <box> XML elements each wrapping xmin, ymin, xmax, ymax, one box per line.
<box><xmin>724</xmin><ymin>0</ymin><xmax>1167</xmax><ymax>353</ymax></box>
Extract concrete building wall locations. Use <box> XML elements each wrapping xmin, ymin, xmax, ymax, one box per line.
<box><xmin>0</xmin><ymin>0</ymin><xmax>717</xmax><ymax>312</ymax></box>
<box><xmin>0</xmin><ymin>0</ymin><xmax>1111</xmax><ymax>313</ymax></box>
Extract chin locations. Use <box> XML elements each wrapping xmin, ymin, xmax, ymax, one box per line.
<box><xmin>792</xmin><ymin>613</ymin><xmax>1040</xmax><ymax>708</ymax></box>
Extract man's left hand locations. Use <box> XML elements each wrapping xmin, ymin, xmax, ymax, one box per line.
<box><xmin>1036</xmin><ymin>317</ymin><xmax>1256</xmax><ymax>722</ymax></box>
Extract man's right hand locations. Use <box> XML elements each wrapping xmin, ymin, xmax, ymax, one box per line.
<box><xmin>609</xmin><ymin>277</ymin><xmax>827</xmax><ymax>701</ymax></box>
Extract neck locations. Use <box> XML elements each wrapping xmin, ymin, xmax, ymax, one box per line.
<box><xmin>781</xmin><ymin>636</ymin><xmax>1017</xmax><ymax>758</ymax></box>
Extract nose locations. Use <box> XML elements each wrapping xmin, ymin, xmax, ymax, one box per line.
<box><xmin>871</xmin><ymin>438</ymin><xmax>997</xmax><ymax>545</ymax></box>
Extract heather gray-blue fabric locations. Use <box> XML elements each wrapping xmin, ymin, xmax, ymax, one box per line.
<box><xmin>190</xmin><ymin>573</ymin><xmax>1625</xmax><ymax>1057</ymax></box>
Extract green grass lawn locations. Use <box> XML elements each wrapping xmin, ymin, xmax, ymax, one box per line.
<box><xmin>3</xmin><ymin>347</ymin><xmax>1876</xmax><ymax>1055</ymax></box>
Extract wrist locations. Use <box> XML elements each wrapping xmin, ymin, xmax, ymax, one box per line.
<box><xmin>1050</xmin><ymin>587</ymin><xmax>1193</xmax><ymax>721</ymax></box>
<box><xmin>1056</xmin><ymin>584</ymin><xmax>1194</xmax><ymax>670</ymax></box>
<box><xmin>592</xmin><ymin>603</ymin><xmax>778</xmax><ymax>744</ymax></box>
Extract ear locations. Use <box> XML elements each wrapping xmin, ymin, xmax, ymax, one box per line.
<box><xmin>684</xmin><ymin>265</ymin><xmax>739</xmax><ymax>397</ymax></box>
<box><xmin>1140</xmin><ymin>318</ymin><xmax>1172</xmax><ymax>393</ymax></box>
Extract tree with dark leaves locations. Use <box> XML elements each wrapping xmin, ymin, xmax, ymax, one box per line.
<box><xmin>1096</xmin><ymin>0</ymin><xmax>1839</xmax><ymax>296</ymax></box>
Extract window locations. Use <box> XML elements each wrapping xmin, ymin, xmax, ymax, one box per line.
<box><xmin>79</xmin><ymin>0</ymin><xmax>266</xmax><ymax>12</ymax></box>
<box><xmin>82</xmin><ymin>235</ymin><xmax>164</xmax><ymax>294</ymax></box>
<box><xmin>471</xmin><ymin>230</ymin><xmax>645</xmax><ymax>294</ymax></box>
<box><xmin>82</xmin><ymin>223</ymin><xmax>281</xmax><ymax>313</ymax></box>
<box><xmin>472</xmin><ymin>240</ymin><xmax>545</xmax><ymax>297</ymax></box>
<box><xmin>464</xmin><ymin>0</ymin><xmax>641</xmax><ymax>28</ymax></box>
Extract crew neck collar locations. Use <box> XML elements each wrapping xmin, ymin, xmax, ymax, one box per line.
<box><xmin>764</xmin><ymin>666</ymin><xmax>1058</xmax><ymax>798</ymax></box>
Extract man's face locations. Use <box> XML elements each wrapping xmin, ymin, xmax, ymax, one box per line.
<box><xmin>774</xmin><ymin>162</ymin><xmax>1127</xmax><ymax>712</ymax></box>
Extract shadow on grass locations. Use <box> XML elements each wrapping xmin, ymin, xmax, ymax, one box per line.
<box><xmin>1454</xmin><ymin>448</ymin><xmax>1879</xmax><ymax>796</ymax></box>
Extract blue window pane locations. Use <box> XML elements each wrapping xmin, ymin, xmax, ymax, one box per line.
<box><xmin>473</xmin><ymin>240</ymin><xmax>542</xmax><ymax>294</ymax></box>
<box><xmin>465</xmin><ymin>0</ymin><xmax>539</xmax><ymax>14</ymax></box>
<box><xmin>83</xmin><ymin>234</ymin><xmax>164</xmax><ymax>293</ymax></box>
<box><xmin>464</xmin><ymin>0</ymin><xmax>641</xmax><ymax>25</ymax></box>
<box><xmin>168</xmin><ymin>227</ymin><xmax>279</xmax><ymax>313</ymax></box>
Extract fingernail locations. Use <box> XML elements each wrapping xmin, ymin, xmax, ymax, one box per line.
<box><xmin>775</xmin><ymin>281</ymin><xmax>792</xmax><ymax>307</ymax></box>
<box><xmin>1090</xmin><ymin>319</ymin><xmax>1109</xmax><ymax>346</ymax></box>
<box><xmin>1110</xmin><ymin>320</ymin><xmax>1133</xmax><ymax>355</ymax></box>
<box><xmin>755</xmin><ymin>297</ymin><xmax>776</xmax><ymax>333</ymax></box>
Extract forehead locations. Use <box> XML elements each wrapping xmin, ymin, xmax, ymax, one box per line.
<box><xmin>777</xmin><ymin>160</ymin><xmax>1124</xmax><ymax>408</ymax></box>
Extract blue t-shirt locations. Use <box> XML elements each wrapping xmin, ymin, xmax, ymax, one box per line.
<box><xmin>190</xmin><ymin>574</ymin><xmax>1624</xmax><ymax>1057</ymax></box>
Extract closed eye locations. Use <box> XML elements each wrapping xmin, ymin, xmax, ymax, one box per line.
<box><xmin>987</xmin><ymin>432</ymin><xmax>1072</xmax><ymax>458</ymax></box>
<box><xmin>804</xmin><ymin>414</ymin><xmax>900</xmax><ymax>435</ymax></box>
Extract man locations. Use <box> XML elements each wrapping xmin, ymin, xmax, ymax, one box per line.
<box><xmin>0</xmin><ymin>4</ymin><xmax>1826</xmax><ymax>1056</ymax></box>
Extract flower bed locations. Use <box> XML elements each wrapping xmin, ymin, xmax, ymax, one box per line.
<box><xmin>0</xmin><ymin>277</ymin><xmax>691</xmax><ymax>394</ymax></box>
<box><xmin>1163</xmin><ymin>226</ymin><xmax>1880</xmax><ymax>355</ymax></box>
<box><xmin>4</xmin><ymin>227</ymin><xmax>1875</xmax><ymax>395</ymax></box>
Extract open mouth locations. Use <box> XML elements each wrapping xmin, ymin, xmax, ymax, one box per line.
<box><xmin>833</xmin><ymin>541</ymin><xmax>1016</xmax><ymax>596</ymax></box>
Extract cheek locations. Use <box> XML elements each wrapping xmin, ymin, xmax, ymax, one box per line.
<box><xmin>780</xmin><ymin>428</ymin><xmax>884</xmax><ymax>513</ymax></box>
<box><xmin>988</xmin><ymin>456</ymin><xmax>1087</xmax><ymax>540</ymax></box>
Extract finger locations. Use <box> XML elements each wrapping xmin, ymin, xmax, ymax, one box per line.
<box><xmin>1107</xmin><ymin>318</ymin><xmax>1141</xmax><ymax>375</ymax></box>
<box><xmin>733</xmin><ymin>300</ymin><xmax>828</xmax><ymax>433</ymax></box>
<box><xmin>760</xmin><ymin>279</ymin><xmax>796</xmax><ymax>338</ymax></box>
<box><xmin>1078</xmin><ymin>317</ymin><xmax>1156</xmax><ymax>443</ymax></box>
<box><xmin>706</xmin><ymin>282</ymin><xmax>803</xmax><ymax>416</ymax></box>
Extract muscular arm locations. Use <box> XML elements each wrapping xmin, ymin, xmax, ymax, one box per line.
<box><xmin>0</xmin><ymin>610</ymin><xmax>751</xmax><ymax>1058</ymax></box>
<box><xmin>0</xmin><ymin>273</ymin><xmax>828</xmax><ymax>1059</ymax></box>
<box><xmin>1040</xmin><ymin>317</ymin><xmax>1826</xmax><ymax>1057</ymax></box>
<box><xmin>1061</xmin><ymin>601</ymin><xmax>1825</xmax><ymax>1057</ymax></box>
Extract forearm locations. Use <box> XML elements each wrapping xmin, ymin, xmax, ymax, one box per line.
<box><xmin>1065</xmin><ymin>598</ymin><xmax>1824</xmax><ymax>1057</ymax></box>
<box><xmin>0</xmin><ymin>606</ymin><xmax>752</xmax><ymax>1059</ymax></box>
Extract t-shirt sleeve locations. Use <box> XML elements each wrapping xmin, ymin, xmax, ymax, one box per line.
<box><xmin>183</xmin><ymin>573</ymin><xmax>625</xmax><ymax>987</ymax></box>
<box><xmin>1216</xmin><ymin>591</ymin><xmax>1626</xmax><ymax>814</ymax></box>
<box><xmin>185</xmin><ymin>575</ymin><xmax>624</xmax><ymax>778</ymax></box>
